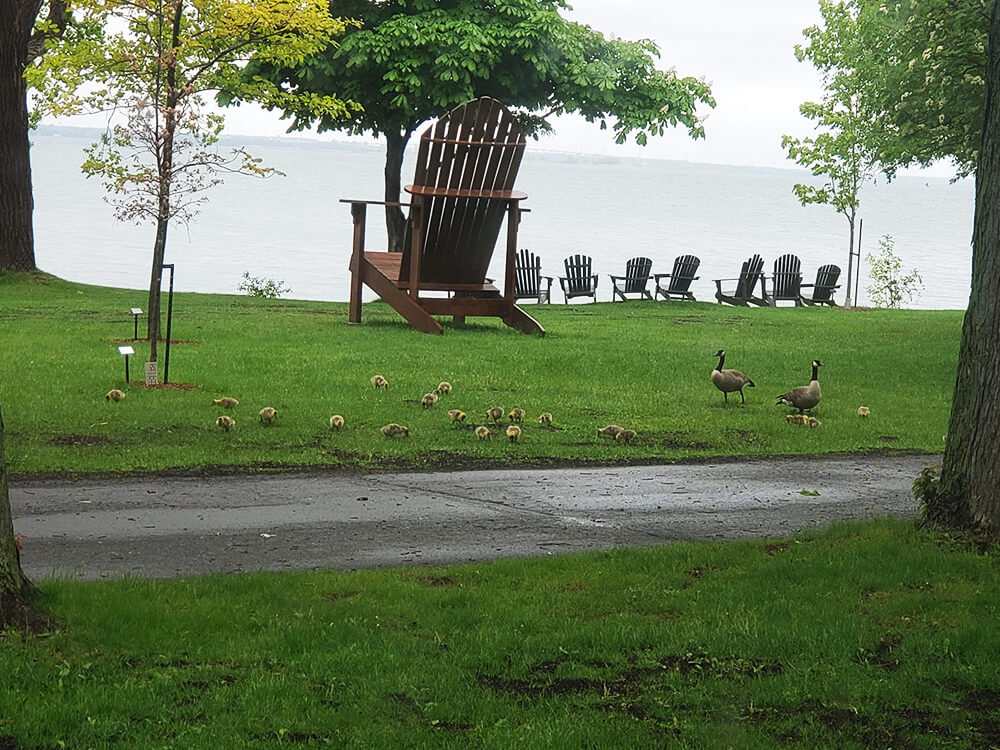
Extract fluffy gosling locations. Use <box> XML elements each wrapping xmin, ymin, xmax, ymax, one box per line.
<box><xmin>212</xmin><ymin>397</ymin><xmax>239</xmax><ymax>409</ymax></box>
<box><xmin>785</xmin><ymin>414</ymin><xmax>806</xmax><ymax>425</ymax></box>
<box><xmin>485</xmin><ymin>406</ymin><xmax>504</xmax><ymax>422</ymax></box>
<box><xmin>448</xmin><ymin>409</ymin><xmax>467</xmax><ymax>424</ymax></box>
<box><xmin>259</xmin><ymin>406</ymin><xmax>278</xmax><ymax>424</ymax></box>
<box><xmin>539</xmin><ymin>412</ymin><xmax>553</xmax><ymax>426</ymax></box>
<box><xmin>508</xmin><ymin>407</ymin><xmax>525</xmax><ymax>423</ymax></box>
<box><xmin>506</xmin><ymin>424</ymin><xmax>522</xmax><ymax>443</ymax></box>
<box><xmin>380</xmin><ymin>423</ymin><xmax>409</xmax><ymax>437</ymax></box>
<box><xmin>475</xmin><ymin>426</ymin><xmax>491</xmax><ymax>440</ymax></box>
<box><xmin>857</xmin><ymin>406</ymin><xmax>871</xmax><ymax>418</ymax></box>
<box><xmin>806</xmin><ymin>416</ymin><xmax>821</xmax><ymax>428</ymax></box>
<box><xmin>105</xmin><ymin>389</ymin><xmax>126</xmax><ymax>402</ymax></box>
<box><xmin>597</xmin><ymin>425</ymin><xmax>625</xmax><ymax>438</ymax></box>
<box><xmin>616</xmin><ymin>428</ymin><xmax>637</xmax><ymax>444</ymax></box>
<box><xmin>421</xmin><ymin>392</ymin><xmax>439</xmax><ymax>409</ymax></box>
<box><xmin>329</xmin><ymin>414</ymin><xmax>345</xmax><ymax>430</ymax></box>
<box><xmin>216</xmin><ymin>415</ymin><xmax>236</xmax><ymax>431</ymax></box>
<box><xmin>371</xmin><ymin>374</ymin><xmax>388</xmax><ymax>390</ymax></box>
<box><xmin>436</xmin><ymin>381</ymin><xmax>452</xmax><ymax>395</ymax></box>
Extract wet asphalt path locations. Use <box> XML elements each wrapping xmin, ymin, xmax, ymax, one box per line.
<box><xmin>10</xmin><ymin>454</ymin><xmax>936</xmax><ymax>581</ymax></box>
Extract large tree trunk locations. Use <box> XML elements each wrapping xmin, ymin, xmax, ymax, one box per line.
<box><xmin>0</xmin><ymin>1</ymin><xmax>38</xmax><ymax>272</ymax></box>
<box><xmin>0</xmin><ymin>403</ymin><xmax>45</xmax><ymax>631</ymax></box>
<box><xmin>384</xmin><ymin>129</ymin><xmax>411</xmax><ymax>253</ymax></box>
<box><xmin>932</xmin><ymin>0</ymin><xmax>1000</xmax><ymax>532</ymax></box>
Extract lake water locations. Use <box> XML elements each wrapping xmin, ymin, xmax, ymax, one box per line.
<box><xmin>29</xmin><ymin>129</ymin><xmax>975</xmax><ymax>309</ymax></box>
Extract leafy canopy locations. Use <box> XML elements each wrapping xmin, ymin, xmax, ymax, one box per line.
<box><xmin>232</xmin><ymin>0</ymin><xmax>714</xmax><ymax>145</ymax></box>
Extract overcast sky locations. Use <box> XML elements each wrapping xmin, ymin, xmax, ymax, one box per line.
<box><xmin>219</xmin><ymin>0</ymin><xmax>828</xmax><ymax>170</ymax></box>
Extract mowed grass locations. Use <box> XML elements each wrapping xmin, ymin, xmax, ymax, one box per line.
<box><xmin>0</xmin><ymin>272</ymin><xmax>959</xmax><ymax>476</ymax></box>
<box><xmin>2</xmin><ymin>520</ymin><xmax>999</xmax><ymax>748</ymax></box>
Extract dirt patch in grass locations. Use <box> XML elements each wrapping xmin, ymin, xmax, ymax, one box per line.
<box><xmin>855</xmin><ymin>633</ymin><xmax>903</xmax><ymax>672</ymax></box>
<box><xmin>0</xmin><ymin>735</ymin><xmax>19</xmax><ymax>750</ymax></box>
<box><xmin>322</xmin><ymin>590</ymin><xmax>360</xmax><ymax>602</ymax></box>
<box><xmin>47</xmin><ymin>434</ymin><xmax>123</xmax><ymax>447</ymax></box>
<box><xmin>142</xmin><ymin>381</ymin><xmax>200</xmax><ymax>391</ymax></box>
<box><xmin>641</xmin><ymin>431</ymin><xmax>714</xmax><ymax>451</ymax></box>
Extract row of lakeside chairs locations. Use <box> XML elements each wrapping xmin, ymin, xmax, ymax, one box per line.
<box><xmin>515</xmin><ymin>251</ymin><xmax>701</xmax><ymax>304</ymax></box>
<box><xmin>516</xmin><ymin>251</ymin><xmax>841</xmax><ymax>306</ymax></box>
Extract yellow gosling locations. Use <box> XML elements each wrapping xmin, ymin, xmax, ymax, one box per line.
<box><xmin>806</xmin><ymin>417</ymin><xmax>821</xmax><ymax>428</ymax></box>
<box><xmin>329</xmin><ymin>414</ymin><xmax>345</xmax><ymax>430</ymax></box>
<box><xmin>380</xmin><ymin>423</ymin><xmax>409</xmax><ymax>437</ymax></box>
<box><xmin>105</xmin><ymin>389</ymin><xmax>126</xmax><ymax>402</ymax></box>
<box><xmin>786</xmin><ymin>414</ymin><xmax>806</xmax><ymax>425</ymax></box>
<box><xmin>485</xmin><ymin>406</ymin><xmax>504</xmax><ymax>422</ymax></box>
<box><xmin>421</xmin><ymin>392</ymin><xmax>439</xmax><ymax>409</ymax></box>
<box><xmin>539</xmin><ymin>412</ymin><xmax>553</xmax><ymax>426</ymax></box>
<box><xmin>616</xmin><ymin>428</ymin><xmax>637</xmax><ymax>444</ymax></box>
<box><xmin>259</xmin><ymin>407</ymin><xmax>278</xmax><ymax>423</ymax></box>
<box><xmin>436</xmin><ymin>381</ymin><xmax>452</xmax><ymax>395</ymax></box>
<box><xmin>508</xmin><ymin>408</ymin><xmax>525</xmax><ymax>423</ymax></box>
<box><xmin>597</xmin><ymin>425</ymin><xmax>624</xmax><ymax>438</ymax></box>
<box><xmin>448</xmin><ymin>409</ymin><xmax>467</xmax><ymax>423</ymax></box>
<box><xmin>475</xmin><ymin>426</ymin><xmax>491</xmax><ymax>440</ymax></box>
<box><xmin>212</xmin><ymin>397</ymin><xmax>239</xmax><ymax>409</ymax></box>
<box><xmin>506</xmin><ymin>424</ymin><xmax>521</xmax><ymax>443</ymax></box>
<box><xmin>857</xmin><ymin>406</ymin><xmax>871</xmax><ymax>418</ymax></box>
<box><xmin>216</xmin><ymin>415</ymin><xmax>236</xmax><ymax>431</ymax></box>
<box><xmin>371</xmin><ymin>374</ymin><xmax>388</xmax><ymax>390</ymax></box>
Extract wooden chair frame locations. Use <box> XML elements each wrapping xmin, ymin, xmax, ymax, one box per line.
<box><xmin>558</xmin><ymin>254</ymin><xmax>599</xmax><ymax>303</ymax></box>
<box><xmin>654</xmin><ymin>254</ymin><xmax>700</xmax><ymax>301</ymax></box>
<box><xmin>610</xmin><ymin>257</ymin><xmax>654</xmax><ymax>301</ymax></box>
<box><xmin>770</xmin><ymin>253</ymin><xmax>804</xmax><ymax>307</ymax></box>
<box><xmin>801</xmin><ymin>264</ymin><xmax>842</xmax><ymax>306</ymax></box>
<box><xmin>514</xmin><ymin>248</ymin><xmax>553</xmax><ymax>303</ymax></box>
<box><xmin>714</xmin><ymin>254</ymin><xmax>769</xmax><ymax>306</ymax></box>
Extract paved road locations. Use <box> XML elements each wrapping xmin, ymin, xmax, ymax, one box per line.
<box><xmin>10</xmin><ymin>454</ymin><xmax>936</xmax><ymax>581</ymax></box>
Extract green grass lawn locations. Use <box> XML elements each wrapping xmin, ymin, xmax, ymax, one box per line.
<box><xmin>0</xmin><ymin>271</ymin><xmax>959</xmax><ymax>477</ymax></box>
<box><xmin>2</xmin><ymin>272</ymin><xmax>982</xmax><ymax>748</ymax></box>
<box><xmin>2</xmin><ymin>520</ymin><xmax>998</xmax><ymax>748</ymax></box>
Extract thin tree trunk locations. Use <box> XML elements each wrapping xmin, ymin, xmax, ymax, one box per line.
<box><xmin>845</xmin><ymin>213</ymin><xmax>856</xmax><ymax>307</ymax></box>
<box><xmin>0</xmin><ymin>2</ymin><xmax>37</xmax><ymax>272</ymax></box>
<box><xmin>933</xmin><ymin>0</ymin><xmax>1000</xmax><ymax>532</ymax></box>
<box><xmin>146</xmin><ymin>217</ymin><xmax>169</xmax><ymax>366</ymax></box>
<box><xmin>384</xmin><ymin>130</ymin><xmax>411</xmax><ymax>253</ymax></box>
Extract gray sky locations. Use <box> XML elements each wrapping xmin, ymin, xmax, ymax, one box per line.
<box><xmin>219</xmin><ymin>0</ymin><xmax>827</xmax><ymax>169</ymax></box>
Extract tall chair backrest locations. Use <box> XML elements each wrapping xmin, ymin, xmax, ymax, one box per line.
<box><xmin>563</xmin><ymin>255</ymin><xmax>594</xmax><ymax>294</ymax></box>
<box><xmin>772</xmin><ymin>254</ymin><xmax>802</xmax><ymax>301</ymax></box>
<box><xmin>622</xmin><ymin>257</ymin><xmax>653</xmax><ymax>294</ymax></box>
<box><xmin>811</xmin><ymin>264</ymin><xmax>842</xmax><ymax>303</ymax></box>
<box><xmin>667</xmin><ymin>254</ymin><xmax>701</xmax><ymax>293</ymax></box>
<box><xmin>735</xmin><ymin>254</ymin><xmax>765</xmax><ymax>299</ymax></box>
<box><xmin>399</xmin><ymin>97</ymin><xmax>526</xmax><ymax>286</ymax></box>
<box><xmin>515</xmin><ymin>248</ymin><xmax>542</xmax><ymax>298</ymax></box>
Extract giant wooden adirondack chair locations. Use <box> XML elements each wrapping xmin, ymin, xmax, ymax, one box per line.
<box><xmin>344</xmin><ymin>98</ymin><xmax>543</xmax><ymax>335</ymax></box>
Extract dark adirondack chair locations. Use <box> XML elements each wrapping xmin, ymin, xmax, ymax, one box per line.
<box><xmin>514</xmin><ymin>248</ymin><xmax>553</xmax><ymax>303</ymax></box>
<box><xmin>801</xmin><ymin>264</ymin><xmax>842</xmax><ymax>306</ymax></box>
<box><xmin>558</xmin><ymin>255</ymin><xmax>599</xmax><ymax>303</ymax></box>
<box><xmin>343</xmin><ymin>97</ymin><xmax>543</xmax><ymax>335</ymax></box>
<box><xmin>610</xmin><ymin>257</ymin><xmax>654</xmax><ymax>301</ymax></box>
<box><xmin>770</xmin><ymin>253</ymin><xmax>803</xmax><ymax>306</ymax></box>
<box><xmin>714</xmin><ymin>254</ymin><xmax>769</xmax><ymax>306</ymax></box>
<box><xmin>654</xmin><ymin>254</ymin><xmax>701</xmax><ymax>301</ymax></box>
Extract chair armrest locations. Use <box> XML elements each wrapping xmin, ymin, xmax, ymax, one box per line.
<box><xmin>339</xmin><ymin>198</ymin><xmax>410</xmax><ymax>208</ymax></box>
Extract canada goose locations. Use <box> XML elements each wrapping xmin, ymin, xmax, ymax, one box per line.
<box><xmin>448</xmin><ymin>409</ymin><xmax>467</xmax><ymax>424</ymax></box>
<box><xmin>105</xmin><ymin>389</ymin><xmax>126</xmax><ymax>402</ymax></box>
<box><xmin>421</xmin><ymin>392</ymin><xmax>439</xmax><ymax>409</ymax></box>
<box><xmin>539</xmin><ymin>412</ymin><xmax>553</xmax><ymax>426</ymax></box>
<box><xmin>785</xmin><ymin>414</ymin><xmax>806</xmax><ymax>425</ymax></box>
<box><xmin>329</xmin><ymin>414</ymin><xmax>345</xmax><ymax>430</ymax></box>
<box><xmin>212</xmin><ymin>397</ymin><xmax>239</xmax><ymax>409</ymax></box>
<box><xmin>216</xmin><ymin>415</ymin><xmax>236</xmax><ymax>431</ymax></box>
<box><xmin>436</xmin><ymin>381</ymin><xmax>452</xmax><ymax>395</ymax></box>
<box><xmin>508</xmin><ymin>408</ymin><xmax>525</xmax><ymax>423</ymax></box>
<box><xmin>475</xmin><ymin>426</ymin><xmax>491</xmax><ymax>440</ymax></box>
<box><xmin>857</xmin><ymin>406</ymin><xmax>870</xmax><ymax>418</ymax></box>
<box><xmin>616</xmin><ymin>428</ymin><xmax>637</xmax><ymax>444</ymax></box>
<box><xmin>259</xmin><ymin>407</ymin><xmax>277</xmax><ymax>423</ymax></box>
<box><xmin>597</xmin><ymin>425</ymin><xmax>624</xmax><ymax>438</ymax></box>
<box><xmin>485</xmin><ymin>406</ymin><xmax>504</xmax><ymax>422</ymax></box>
<box><xmin>777</xmin><ymin>360</ymin><xmax>823</xmax><ymax>413</ymax></box>
<box><xmin>371</xmin><ymin>374</ymin><xmax>388</xmax><ymax>390</ymax></box>
<box><xmin>806</xmin><ymin>416</ymin><xmax>821</xmax><ymax>428</ymax></box>
<box><xmin>711</xmin><ymin>350</ymin><xmax>756</xmax><ymax>404</ymax></box>
<box><xmin>506</xmin><ymin>424</ymin><xmax>521</xmax><ymax>443</ymax></box>
<box><xmin>380</xmin><ymin>423</ymin><xmax>409</xmax><ymax>437</ymax></box>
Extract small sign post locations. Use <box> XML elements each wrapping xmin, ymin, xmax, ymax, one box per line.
<box><xmin>117</xmin><ymin>345</ymin><xmax>134</xmax><ymax>383</ymax></box>
<box><xmin>130</xmin><ymin>308</ymin><xmax>143</xmax><ymax>340</ymax></box>
<box><xmin>145</xmin><ymin>361</ymin><xmax>158</xmax><ymax>386</ymax></box>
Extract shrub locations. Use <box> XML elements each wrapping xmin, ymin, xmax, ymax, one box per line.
<box><xmin>238</xmin><ymin>271</ymin><xmax>290</xmax><ymax>299</ymax></box>
<box><xmin>865</xmin><ymin>234</ymin><xmax>923</xmax><ymax>308</ymax></box>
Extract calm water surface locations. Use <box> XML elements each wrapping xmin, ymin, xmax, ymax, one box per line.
<box><xmin>30</xmin><ymin>130</ymin><xmax>974</xmax><ymax>309</ymax></box>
